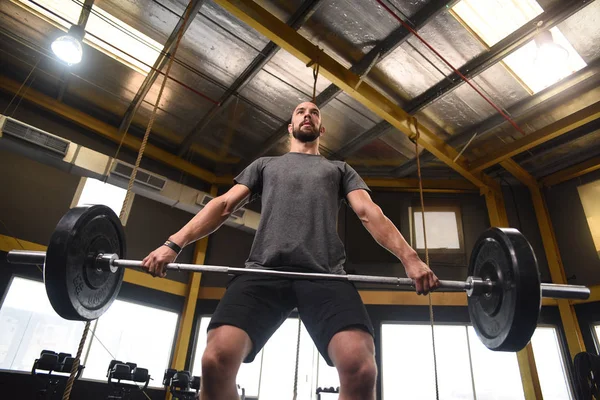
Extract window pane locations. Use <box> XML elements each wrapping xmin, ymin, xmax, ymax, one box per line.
<box><xmin>468</xmin><ymin>327</ymin><xmax>525</xmax><ymax>400</ymax></box>
<box><xmin>414</xmin><ymin>211</ymin><xmax>460</xmax><ymax>249</ymax></box>
<box><xmin>82</xmin><ymin>300</ymin><xmax>177</xmax><ymax>388</ymax></box>
<box><xmin>0</xmin><ymin>277</ymin><xmax>86</xmax><ymax>371</ymax></box>
<box><xmin>77</xmin><ymin>177</ymin><xmax>127</xmax><ymax>217</ymax></box>
<box><xmin>258</xmin><ymin>318</ymin><xmax>315</xmax><ymax>400</ymax></box>
<box><xmin>595</xmin><ymin>325</ymin><xmax>600</xmax><ymax>352</ymax></box>
<box><xmin>382</xmin><ymin>324</ymin><xmax>474</xmax><ymax>400</ymax></box>
<box><xmin>531</xmin><ymin>327</ymin><xmax>573</xmax><ymax>400</ymax></box>
<box><xmin>317</xmin><ymin>353</ymin><xmax>340</xmax><ymax>390</ymax></box>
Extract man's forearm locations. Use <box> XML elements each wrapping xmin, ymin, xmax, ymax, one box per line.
<box><xmin>359</xmin><ymin>205</ymin><xmax>418</xmax><ymax>262</ymax></box>
<box><xmin>168</xmin><ymin>197</ymin><xmax>232</xmax><ymax>248</ymax></box>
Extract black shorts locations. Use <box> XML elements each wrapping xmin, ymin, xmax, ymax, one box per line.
<box><xmin>207</xmin><ymin>273</ymin><xmax>374</xmax><ymax>367</ymax></box>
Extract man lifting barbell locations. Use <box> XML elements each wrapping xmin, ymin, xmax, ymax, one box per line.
<box><xmin>142</xmin><ymin>101</ymin><xmax>439</xmax><ymax>400</ymax></box>
<box><xmin>6</xmin><ymin>107</ymin><xmax>591</xmax><ymax>397</ymax></box>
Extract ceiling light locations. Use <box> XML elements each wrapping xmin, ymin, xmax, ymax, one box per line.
<box><xmin>534</xmin><ymin>30</ymin><xmax>569</xmax><ymax>65</ymax></box>
<box><xmin>51</xmin><ymin>25</ymin><xmax>85</xmax><ymax>65</ymax></box>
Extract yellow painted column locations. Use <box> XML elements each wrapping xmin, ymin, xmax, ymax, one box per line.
<box><xmin>529</xmin><ymin>186</ymin><xmax>586</xmax><ymax>359</ymax></box>
<box><xmin>484</xmin><ymin>190</ymin><xmax>543</xmax><ymax>400</ymax></box>
<box><xmin>167</xmin><ymin>186</ymin><xmax>217</xmax><ymax>398</ymax></box>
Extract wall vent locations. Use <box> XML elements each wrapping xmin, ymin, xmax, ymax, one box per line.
<box><xmin>110</xmin><ymin>160</ymin><xmax>167</xmax><ymax>191</ymax></box>
<box><xmin>1</xmin><ymin>116</ymin><xmax>70</xmax><ymax>156</ymax></box>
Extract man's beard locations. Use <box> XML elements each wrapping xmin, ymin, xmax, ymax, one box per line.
<box><xmin>292</xmin><ymin>123</ymin><xmax>320</xmax><ymax>143</ymax></box>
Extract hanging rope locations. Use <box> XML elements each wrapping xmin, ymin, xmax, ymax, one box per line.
<box><xmin>62</xmin><ymin>321</ymin><xmax>90</xmax><ymax>400</ymax></box>
<box><xmin>292</xmin><ymin>315</ymin><xmax>302</xmax><ymax>400</ymax></box>
<box><xmin>62</xmin><ymin>3</ymin><xmax>195</xmax><ymax>399</ymax></box>
<box><xmin>414</xmin><ymin>117</ymin><xmax>440</xmax><ymax>400</ymax></box>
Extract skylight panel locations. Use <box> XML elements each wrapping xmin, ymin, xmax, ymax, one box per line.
<box><xmin>17</xmin><ymin>0</ymin><xmax>162</xmax><ymax>75</ymax></box>
<box><xmin>452</xmin><ymin>0</ymin><xmax>587</xmax><ymax>93</ymax></box>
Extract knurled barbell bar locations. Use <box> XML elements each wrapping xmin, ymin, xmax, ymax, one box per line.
<box><xmin>6</xmin><ymin>205</ymin><xmax>591</xmax><ymax>353</ymax></box>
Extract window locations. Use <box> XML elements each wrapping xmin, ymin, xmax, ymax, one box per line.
<box><xmin>0</xmin><ymin>277</ymin><xmax>85</xmax><ymax>371</ymax></box>
<box><xmin>192</xmin><ymin>316</ymin><xmax>336</xmax><ymax>399</ymax></box>
<box><xmin>452</xmin><ymin>0</ymin><xmax>587</xmax><ymax>93</ymax></box>
<box><xmin>382</xmin><ymin>323</ymin><xmax>574</xmax><ymax>399</ymax></box>
<box><xmin>530</xmin><ymin>326</ymin><xmax>573</xmax><ymax>400</ymax></box>
<box><xmin>82</xmin><ymin>300</ymin><xmax>178</xmax><ymax>388</ymax></box>
<box><xmin>72</xmin><ymin>177</ymin><xmax>130</xmax><ymax>223</ymax></box>
<box><xmin>577</xmin><ymin>180</ymin><xmax>600</xmax><ymax>260</ymax></box>
<box><xmin>16</xmin><ymin>0</ymin><xmax>161</xmax><ymax>74</ymax></box>
<box><xmin>0</xmin><ymin>277</ymin><xmax>178</xmax><ymax>389</ymax></box>
<box><xmin>409</xmin><ymin>203</ymin><xmax>465</xmax><ymax>264</ymax></box>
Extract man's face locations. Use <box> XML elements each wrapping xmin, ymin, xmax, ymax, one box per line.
<box><xmin>288</xmin><ymin>102</ymin><xmax>324</xmax><ymax>143</ymax></box>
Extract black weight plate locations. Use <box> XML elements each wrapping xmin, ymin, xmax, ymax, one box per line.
<box><xmin>468</xmin><ymin>227</ymin><xmax>541</xmax><ymax>351</ymax></box>
<box><xmin>45</xmin><ymin>205</ymin><xmax>126</xmax><ymax>321</ymax></box>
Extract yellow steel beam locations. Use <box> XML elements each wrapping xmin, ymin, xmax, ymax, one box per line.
<box><xmin>212</xmin><ymin>0</ymin><xmax>499</xmax><ymax>192</ymax></box>
<box><xmin>0</xmin><ymin>76</ymin><xmax>234</xmax><ymax>186</ymax></box>
<box><xmin>500</xmin><ymin>160</ymin><xmax>539</xmax><ymax>188</ymax></box>
<box><xmin>470</xmin><ymin>101</ymin><xmax>600</xmax><ymax>172</ymax></box>
<box><xmin>169</xmin><ymin>185</ymin><xmax>217</xmax><ymax>376</ymax></box>
<box><xmin>169</xmin><ymin>241</ymin><xmax>206</xmax><ymax>373</ymax></box>
<box><xmin>363</xmin><ymin>177</ymin><xmax>478</xmax><ymax>191</ymax></box>
<box><xmin>529</xmin><ymin>186</ymin><xmax>586</xmax><ymax>359</ymax></box>
<box><xmin>196</xmin><ymin>286</ymin><xmax>556</xmax><ymax>306</ymax></box>
<box><xmin>484</xmin><ymin>190</ymin><xmax>542</xmax><ymax>400</ymax></box>
<box><xmin>541</xmin><ymin>155</ymin><xmax>600</xmax><ymax>187</ymax></box>
<box><xmin>500</xmin><ymin>161</ymin><xmax>587</xmax><ymax>358</ymax></box>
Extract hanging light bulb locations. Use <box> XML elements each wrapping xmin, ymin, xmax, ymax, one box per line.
<box><xmin>51</xmin><ymin>25</ymin><xmax>85</xmax><ymax>65</ymax></box>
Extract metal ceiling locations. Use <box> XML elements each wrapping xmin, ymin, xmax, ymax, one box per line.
<box><xmin>0</xmin><ymin>0</ymin><xmax>598</xmax><ymax>187</ymax></box>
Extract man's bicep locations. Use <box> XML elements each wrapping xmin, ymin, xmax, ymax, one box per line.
<box><xmin>223</xmin><ymin>184</ymin><xmax>252</xmax><ymax>211</ymax></box>
<box><xmin>346</xmin><ymin>189</ymin><xmax>373</xmax><ymax>218</ymax></box>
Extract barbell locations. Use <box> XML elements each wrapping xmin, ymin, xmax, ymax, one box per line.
<box><xmin>6</xmin><ymin>205</ymin><xmax>590</xmax><ymax>353</ymax></box>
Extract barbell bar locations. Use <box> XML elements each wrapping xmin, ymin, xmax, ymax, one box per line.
<box><xmin>3</xmin><ymin>205</ymin><xmax>592</xmax><ymax>352</ymax></box>
<box><xmin>7</xmin><ymin>249</ymin><xmax>591</xmax><ymax>300</ymax></box>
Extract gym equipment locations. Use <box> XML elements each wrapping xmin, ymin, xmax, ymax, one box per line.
<box><xmin>7</xmin><ymin>204</ymin><xmax>591</xmax><ymax>352</ymax></box>
<box><xmin>31</xmin><ymin>350</ymin><xmax>83</xmax><ymax>400</ymax></box>
<box><xmin>163</xmin><ymin>369</ymin><xmax>201</xmax><ymax>400</ymax></box>
<box><xmin>106</xmin><ymin>360</ymin><xmax>150</xmax><ymax>400</ymax></box>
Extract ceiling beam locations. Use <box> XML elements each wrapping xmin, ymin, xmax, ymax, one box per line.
<box><xmin>363</xmin><ymin>177</ymin><xmax>477</xmax><ymax>192</ymax></box>
<box><xmin>175</xmin><ymin>0</ymin><xmax>324</xmax><ymax>156</ymax></box>
<box><xmin>333</xmin><ymin>0</ymin><xmax>592</xmax><ymax>164</ymax></box>
<box><xmin>393</xmin><ymin>59</ymin><xmax>600</xmax><ymax>177</ymax></box>
<box><xmin>469</xmin><ymin>101</ymin><xmax>600</xmax><ymax>172</ymax></box>
<box><xmin>117</xmin><ymin>0</ymin><xmax>206</xmax><ymax>136</ymax></box>
<box><xmin>540</xmin><ymin>155</ymin><xmax>600</xmax><ymax>187</ymax></box>
<box><xmin>242</xmin><ymin>0</ymin><xmax>457</xmax><ymax>164</ymax></box>
<box><xmin>0</xmin><ymin>75</ymin><xmax>233</xmax><ymax>185</ymax></box>
<box><xmin>214</xmin><ymin>0</ymin><xmax>498</xmax><ymax>192</ymax></box>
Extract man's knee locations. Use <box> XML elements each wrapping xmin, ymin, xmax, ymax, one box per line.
<box><xmin>329</xmin><ymin>329</ymin><xmax>377</xmax><ymax>390</ymax></box>
<box><xmin>201</xmin><ymin>326</ymin><xmax>251</xmax><ymax>380</ymax></box>
<box><xmin>338</xmin><ymin>354</ymin><xmax>377</xmax><ymax>388</ymax></box>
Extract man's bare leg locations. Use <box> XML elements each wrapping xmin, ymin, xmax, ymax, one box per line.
<box><xmin>328</xmin><ymin>328</ymin><xmax>377</xmax><ymax>400</ymax></box>
<box><xmin>200</xmin><ymin>325</ymin><xmax>252</xmax><ymax>400</ymax></box>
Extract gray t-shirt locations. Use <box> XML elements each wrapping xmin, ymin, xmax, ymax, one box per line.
<box><xmin>234</xmin><ymin>152</ymin><xmax>370</xmax><ymax>274</ymax></box>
